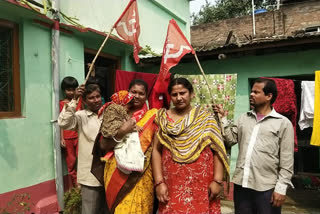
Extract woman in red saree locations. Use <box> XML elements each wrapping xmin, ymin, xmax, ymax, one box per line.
<box><xmin>152</xmin><ymin>77</ymin><xmax>229</xmax><ymax>214</ymax></box>
<box><xmin>93</xmin><ymin>79</ymin><xmax>157</xmax><ymax>214</ymax></box>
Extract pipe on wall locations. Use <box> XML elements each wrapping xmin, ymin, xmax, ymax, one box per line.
<box><xmin>51</xmin><ymin>0</ymin><xmax>64</xmax><ymax>211</ymax></box>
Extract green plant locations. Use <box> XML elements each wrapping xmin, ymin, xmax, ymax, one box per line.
<box><xmin>64</xmin><ymin>187</ymin><xmax>82</xmax><ymax>214</ymax></box>
<box><xmin>0</xmin><ymin>193</ymin><xmax>31</xmax><ymax>214</ymax></box>
<box><xmin>139</xmin><ymin>45</ymin><xmax>161</xmax><ymax>57</ymax></box>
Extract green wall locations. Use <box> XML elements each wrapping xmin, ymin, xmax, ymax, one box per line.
<box><xmin>0</xmin><ymin>4</ymin><xmax>152</xmax><ymax>194</ymax></box>
<box><xmin>60</xmin><ymin>35</ymin><xmax>85</xmax><ymax>82</ymax></box>
<box><xmin>60</xmin><ymin>0</ymin><xmax>191</xmax><ymax>54</ymax></box>
<box><xmin>0</xmin><ymin>0</ymin><xmax>189</xmax><ymax>194</ymax></box>
<box><xmin>0</xmin><ymin>16</ymin><xmax>55</xmax><ymax>193</ymax></box>
<box><xmin>139</xmin><ymin>49</ymin><xmax>320</xmax><ymax>174</ymax></box>
<box><xmin>0</xmin><ymin>16</ymin><xmax>99</xmax><ymax>194</ymax></box>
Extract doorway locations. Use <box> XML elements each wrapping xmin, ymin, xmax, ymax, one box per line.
<box><xmin>84</xmin><ymin>49</ymin><xmax>120</xmax><ymax>102</ymax></box>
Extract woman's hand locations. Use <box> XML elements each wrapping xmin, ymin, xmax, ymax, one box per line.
<box><xmin>156</xmin><ymin>183</ymin><xmax>169</xmax><ymax>203</ymax></box>
<box><xmin>136</xmin><ymin>125</ymin><xmax>143</xmax><ymax>133</ymax></box>
<box><xmin>208</xmin><ymin>181</ymin><xmax>222</xmax><ymax>201</ymax></box>
<box><xmin>117</xmin><ymin>118</ymin><xmax>136</xmax><ymax>138</ymax></box>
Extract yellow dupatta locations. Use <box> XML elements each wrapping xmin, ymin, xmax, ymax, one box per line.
<box><xmin>155</xmin><ymin>107</ymin><xmax>229</xmax><ymax>173</ymax></box>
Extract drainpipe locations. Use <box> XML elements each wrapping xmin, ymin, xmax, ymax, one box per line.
<box><xmin>251</xmin><ymin>0</ymin><xmax>256</xmax><ymax>37</ymax></box>
<box><xmin>51</xmin><ymin>0</ymin><xmax>64</xmax><ymax>211</ymax></box>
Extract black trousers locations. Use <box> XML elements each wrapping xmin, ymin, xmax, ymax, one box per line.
<box><xmin>234</xmin><ymin>184</ymin><xmax>281</xmax><ymax>214</ymax></box>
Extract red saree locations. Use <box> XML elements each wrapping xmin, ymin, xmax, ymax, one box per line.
<box><xmin>159</xmin><ymin>147</ymin><xmax>221</xmax><ymax>214</ymax></box>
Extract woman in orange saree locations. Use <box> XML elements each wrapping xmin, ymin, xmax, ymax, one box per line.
<box><xmin>93</xmin><ymin>79</ymin><xmax>157</xmax><ymax>214</ymax></box>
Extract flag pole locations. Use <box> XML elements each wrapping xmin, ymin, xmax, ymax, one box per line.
<box><xmin>84</xmin><ymin>25</ymin><xmax>115</xmax><ymax>85</ymax></box>
<box><xmin>194</xmin><ymin>53</ymin><xmax>224</xmax><ymax>134</ymax></box>
<box><xmin>84</xmin><ymin>0</ymin><xmax>135</xmax><ymax>84</ymax></box>
<box><xmin>194</xmin><ymin>53</ymin><xmax>214</xmax><ymax>100</ymax></box>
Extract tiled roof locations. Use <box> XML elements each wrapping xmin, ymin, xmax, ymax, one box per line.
<box><xmin>139</xmin><ymin>32</ymin><xmax>320</xmax><ymax>63</ymax></box>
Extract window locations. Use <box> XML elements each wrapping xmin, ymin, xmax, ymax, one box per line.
<box><xmin>0</xmin><ymin>19</ymin><xmax>20</xmax><ymax>118</ymax></box>
<box><xmin>305</xmin><ymin>26</ymin><xmax>320</xmax><ymax>34</ymax></box>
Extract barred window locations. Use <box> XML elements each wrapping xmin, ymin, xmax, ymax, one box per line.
<box><xmin>0</xmin><ymin>19</ymin><xmax>20</xmax><ymax>118</ymax></box>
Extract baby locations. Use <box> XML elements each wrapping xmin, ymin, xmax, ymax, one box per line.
<box><xmin>99</xmin><ymin>90</ymin><xmax>145</xmax><ymax>174</ymax></box>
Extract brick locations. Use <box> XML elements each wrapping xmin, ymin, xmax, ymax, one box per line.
<box><xmin>191</xmin><ymin>0</ymin><xmax>320</xmax><ymax>47</ymax></box>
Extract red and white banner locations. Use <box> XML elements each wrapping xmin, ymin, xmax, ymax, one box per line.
<box><xmin>114</xmin><ymin>0</ymin><xmax>141</xmax><ymax>63</ymax></box>
<box><xmin>150</xmin><ymin>19</ymin><xmax>195</xmax><ymax>109</ymax></box>
<box><xmin>158</xmin><ymin>19</ymin><xmax>195</xmax><ymax>82</ymax></box>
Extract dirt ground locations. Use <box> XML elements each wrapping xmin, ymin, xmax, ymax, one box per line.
<box><xmin>221</xmin><ymin>188</ymin><xmax>320</xmax><ymax>214</ymax></box>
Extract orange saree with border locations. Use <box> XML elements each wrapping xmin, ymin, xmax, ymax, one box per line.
<box><xmin>102</xmin><ymin>108</ymin><xmax>157</xmax><ymax>213</ymax></box>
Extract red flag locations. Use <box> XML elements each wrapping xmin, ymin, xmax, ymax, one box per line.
<box><xmin>114</xmin><ymin>0</ymin><xmax>141</xmax><ymax>64</ymax></box>
<box><xmin>158</xmin><ymin>19</ymin><xmax>195</xmax><ymax>82</ymax></box>
<box><xmin>150</xmin><ymin>19</ymin><xmax>195</xmax><ymax>109</ymax></box>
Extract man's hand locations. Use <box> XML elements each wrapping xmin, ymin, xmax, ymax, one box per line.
<box><xmin>74</xmin><ymin>84</ymin><xmax>85</xmax><ymax>100</ymax></box>
<box><xmin>271</xmin><ymin>192</ymin><xmax>286</xmax><ymax>207</ymax></box>
<box><xmin>208</xmin><ymin>181</ymin><xmax>222</xmax><ymax>201</ymax></box>
<box><xmin>212</xmin><ymin>104</ymin><xmax>226</xmax><ymax>118</ymax></box>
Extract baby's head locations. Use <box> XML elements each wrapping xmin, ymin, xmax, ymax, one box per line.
<box><xmin>111</xmin><ymin>90</ymin><xmax>134</xmax><ymax>110</ymax></box>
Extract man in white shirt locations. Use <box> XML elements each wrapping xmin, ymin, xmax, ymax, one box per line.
<box><xmin>214</xmin><ymin>78</ymin><xmax>294</xmax><ymax>214</ymax></box>
<box><xmin>59</xmin><ymin>84</ymin><xmax>107</xmax><ymax>214</ymax></box>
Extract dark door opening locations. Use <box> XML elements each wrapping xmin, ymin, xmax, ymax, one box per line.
<box><xmin>84</xmin><ymin>49</ymin><xmax>120</xmax><ymax>102</ymax></box>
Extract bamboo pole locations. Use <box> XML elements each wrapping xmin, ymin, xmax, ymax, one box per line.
<box><xmin>194</xmin><ymin>53</ymin><xmax>225</xmax><ymax>135</ymax></box>
<box><xmin>84</xmin><ymin>26</ymin><xmax>115</xmax><ymax>84</ymax></box>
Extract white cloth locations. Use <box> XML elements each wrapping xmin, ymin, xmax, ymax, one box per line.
<box><xmin>114</xmin><ymin>131</ymin><xmax>145</xmax><ymax>174</ymax></box>
<box><xmin>298</xmin><ymin>81</ymin><xmax>315</xmax><ymax>130</ymax></box>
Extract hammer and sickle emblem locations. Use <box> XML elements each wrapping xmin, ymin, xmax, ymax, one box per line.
<box><xmin>117</xmin><ymin>11</ymin><xmax>137</xmax><ymax>36</ymax></box>
<box><xmin>164</xmin><ymin>43</ymin><xmax>191</xmax><ymax>64</ymax></box>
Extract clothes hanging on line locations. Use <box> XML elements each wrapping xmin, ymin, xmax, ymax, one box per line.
<box><xmin>311</xmin><ymin>71</ymin><xmax>320</xmax><ymax>146</ymax></box>
<box><xmin>298</xmin><ymin>81</ymin><xmax>315</xmax><ymax>130</ymax></box>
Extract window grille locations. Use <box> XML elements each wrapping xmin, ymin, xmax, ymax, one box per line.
<box><xmin>0</xmin><ymin>26</ymin><xmax>14</xmax><ymax>112</ymax></box>
<box><xmin>0</xmin><ymin>19</ymin><xmax>20</xmax><ymax>118</ymax></box>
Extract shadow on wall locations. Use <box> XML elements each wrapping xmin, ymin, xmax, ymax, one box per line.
<box><xmin>0</xmin><ymin>121</ymin><xmax>18</xmax><ymax>169</ymax></box>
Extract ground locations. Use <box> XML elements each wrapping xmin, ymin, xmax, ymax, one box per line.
<box><xmin>221</xmin><ymin>188</ymin><xmax>320</xmax><ymax>214</ymax></box>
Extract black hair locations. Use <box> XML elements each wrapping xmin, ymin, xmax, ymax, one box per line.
<box><xmin>168</xmin><ymin>77</ymin><xmax>194</xmax><ymax>94</ymax></box>
<box><xmin>82</xmin><ymin>84</ymin><xmax>101</xmax><ymax>100</ymax></box>
<box><xmin>128</xmin><ymin>79</ymin><xmax>148</xmax><ymax>94</ymax></box>
<box><xmin>61</xmin><ymin>76</ymin><xmax>79</xmax><ymax>90</ymax></box>
<box><xmin>86</xmin><ymin>77</ymin><xmax>99</xmax><ymax>86</ymax></box>
<box><xmin>254</xmin><ymin>78</ymin><xmax>278</xmax><ymax>104</ymax></box>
